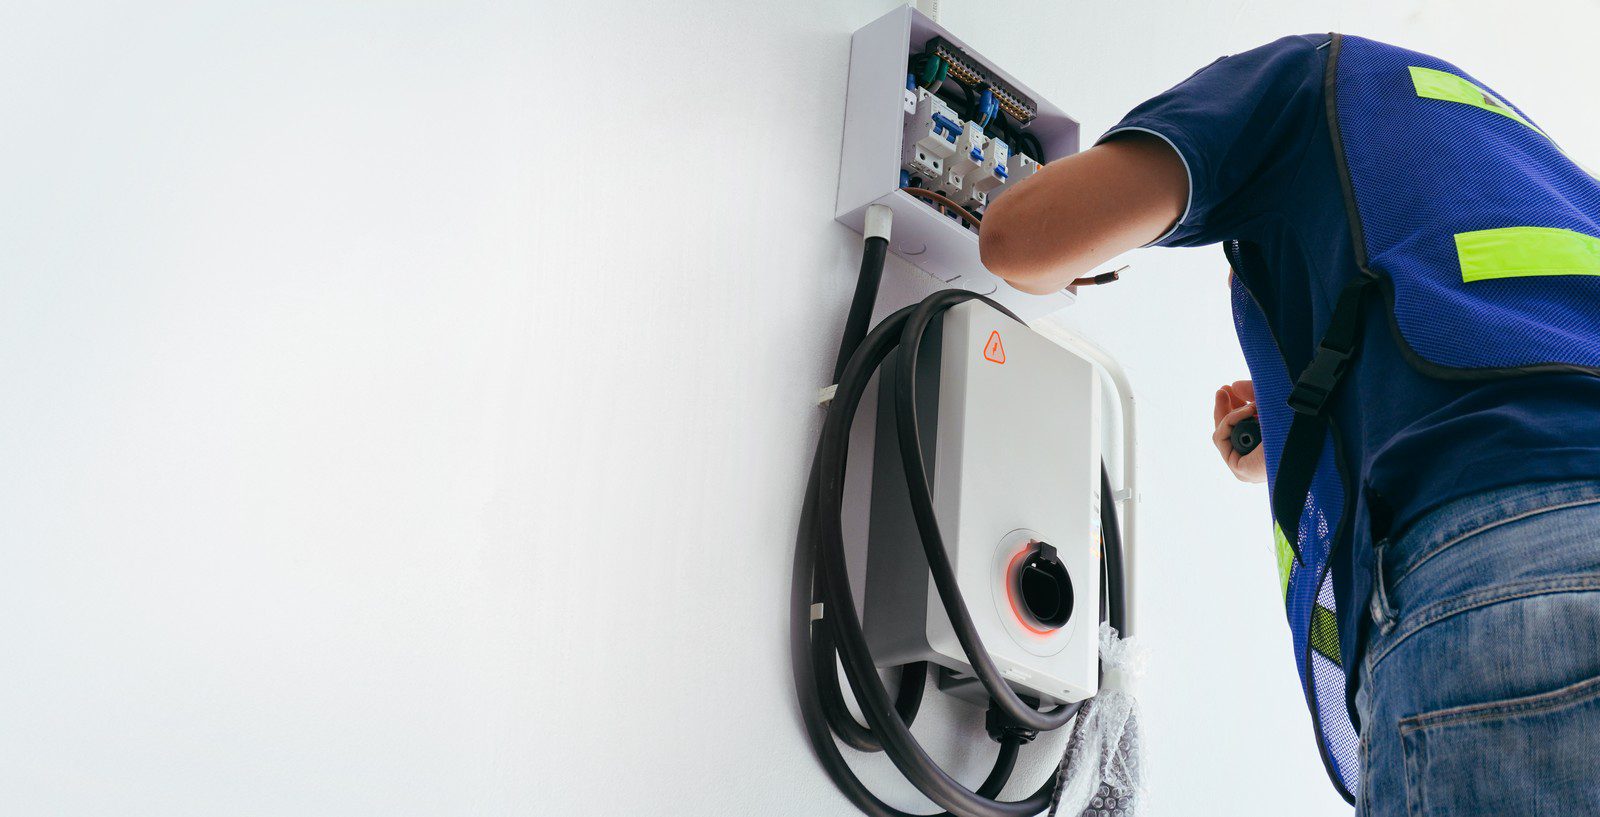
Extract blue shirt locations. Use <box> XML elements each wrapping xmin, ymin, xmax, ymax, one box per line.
<box><xmin>1102</xmin><ymin>34</ymin><xmax>1600</xmax><ymax>686</ymax></box>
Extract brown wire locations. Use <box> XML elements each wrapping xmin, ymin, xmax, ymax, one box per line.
<box><xmin>899</xmin><ymin>187</ymin><xmax>983</xmax><ymax>227</ymax></box>
<box><xmin>1070</xmin><ymin>265</ymin><xmax>1126</xmax><ymax>288</ymax></box>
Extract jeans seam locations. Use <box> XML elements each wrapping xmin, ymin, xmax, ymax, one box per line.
<box><xmin>1390</xmin><ymin>495</ymin><xmax>1600</xmax><ymax>592</ymax></box>
<box><xmin>1367</xmin><ymin>574</ymin><xmax>1600</xmax><ymax>672</ymax></box>
<box><xmin>1371</xmin><ymin>538</ymin><xmax>1397</xmax><ymax>634</ymax></box>
<box><xmin>1397</xmin><ymin>671</ymin><xmax>1600</xmax><ymax>735</ymax></box>
<box><xmin>1357</xmin><ymin>662</ymin><xmax>1373</xmax><ymax>816</ymax></box>
<box><xmin>1402</xmin><ymin>727</ymin><xmax>1423</xmax><ymax>817</ymax></box>
<box><xmin>1362</xmin><ymin>725</ymin><xmax>1378</xmax><ymax>815</ymax></box>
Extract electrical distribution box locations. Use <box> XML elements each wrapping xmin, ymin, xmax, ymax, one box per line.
<box><xmin>836</xmin><ymin>5</ymin><xmax>1082</xmax><ymax>320</ymax></box>
<box><xmin>864</xmin><ymin>301</ymin><xmax>1102</xmax><ymax>705</ymax></box>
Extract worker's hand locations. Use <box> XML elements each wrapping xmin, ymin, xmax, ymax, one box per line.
<box><xmin>1213</xmin><ymin>380</ymin><xmax>1266</xmax><ymax>484</ymax></box>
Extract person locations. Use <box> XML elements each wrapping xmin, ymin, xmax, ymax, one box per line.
<box><xmin>980</xmin><ymin>33</ymin><xmax>1600</xmax><ymax>815</ymax></box>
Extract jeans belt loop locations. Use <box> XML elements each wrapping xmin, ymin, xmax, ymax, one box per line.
<box><xmin>1369</xmin><ymin>537</ymin><xmax>1398</xmax><ymax>635</ymax></box>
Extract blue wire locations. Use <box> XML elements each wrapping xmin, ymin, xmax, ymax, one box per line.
<box><xmin>977</xmin><ymin>89</ymin><xmax>998</xmax><ymax>127</ymax></box>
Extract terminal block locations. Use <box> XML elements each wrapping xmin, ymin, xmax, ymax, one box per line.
<box><xmin>925</xmin><ymin>37</ymin><xmax>1039</xmax><ymax>125</ymax></box>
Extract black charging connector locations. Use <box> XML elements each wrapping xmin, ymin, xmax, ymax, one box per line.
<box><xmin>1017</xmin><ymin>543</ymin><xmax>1074</xmax><ymax>630</ymax></box>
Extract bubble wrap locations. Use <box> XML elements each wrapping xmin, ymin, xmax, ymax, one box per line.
<box><xmin>1047</xmin><ymin>624</ymin><xmax>1147</xmax><ymax>817</ymax></box>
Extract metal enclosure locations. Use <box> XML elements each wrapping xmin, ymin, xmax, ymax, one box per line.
<box><xmin>835</xmin><ymin>5</ymin><xmax>1083</xmax><ymax>320</ymax></box>
<box><xmin>864</xmin><ymin>301</ymin><xmax>1102</xmax><ymax>705</ymax></box>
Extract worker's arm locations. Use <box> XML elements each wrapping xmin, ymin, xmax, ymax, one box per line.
<box><xmin>982</xmin><ymin>35</ymin><xmax>1327</xmax><ymax>294</ymax></box>
<box><xmin>979</xmin><ymin>133</ymin><xmax>1188</xmax><ymax>295</ymax></box>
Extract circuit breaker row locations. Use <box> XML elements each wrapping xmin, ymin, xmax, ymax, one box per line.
<box><xmin>901</xmin><ymin>85</ymin><xmax>1041</xmax><ymax>228</ymax></box>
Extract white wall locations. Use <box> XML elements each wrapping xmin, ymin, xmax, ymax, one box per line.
<box><xmin>3</xmin><ymin>1</ymin><xmax>1597</xmax><ymax>815</ymax></box>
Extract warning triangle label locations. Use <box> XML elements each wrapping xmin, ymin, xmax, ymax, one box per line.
<box><xmin>983</xmin><ymin>330</ymin><xmax>1006</xmax><ymax>364</ymax></box>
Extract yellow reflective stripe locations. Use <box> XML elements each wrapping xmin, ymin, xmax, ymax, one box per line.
<box><xmin>1408</xmin><ymin>65</ymin><xmax>1541</xmax><ymax>134</ymax></box>
<box><xmin>1455</xmin><ymin>226</ymin><xmax>1600</xmax><ymax>283</ymax></box>
<box><xmin>1273</xmin><ymin>523</ymin><xmax>1293</xmax><ymax>599</ymax></box>
<box><xmin>1309</xmin><ymin>604</ymin><xmax>1341</xmax><ymax>665</ymax></box>
<box><xmin>1409</xmin><ymin>66</ymin><xmax>1598</xmax><ymax>180</ymax></box>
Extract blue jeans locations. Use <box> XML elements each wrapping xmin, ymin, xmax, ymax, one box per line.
<box><xmin>1355</xmin><ymin>480</ymin><xmax>1600</xmax><ymax>816</ymax></box>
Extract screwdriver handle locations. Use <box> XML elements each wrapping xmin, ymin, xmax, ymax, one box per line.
<box><xmin>1231</xmin><ymin>416</ymin><xmax>1262</xmax><ymax>456</ymax></box>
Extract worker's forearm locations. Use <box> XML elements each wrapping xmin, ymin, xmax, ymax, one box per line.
<box><xmin>980</xmin><ymin>134</ymin><xmax>1187</xmax><ymax>294</ymax></box>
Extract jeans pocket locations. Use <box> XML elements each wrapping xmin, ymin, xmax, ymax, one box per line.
<box><xmin>1400</xmin><ymin>673</ymin><xmax>1600</xmax><ymax>817</ymax></box>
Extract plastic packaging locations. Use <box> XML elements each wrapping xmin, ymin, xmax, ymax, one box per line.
<box><xmin>1048</xmin><ymin>623</ymin><xmax>1148</xmax><ymax>817</ymax></box>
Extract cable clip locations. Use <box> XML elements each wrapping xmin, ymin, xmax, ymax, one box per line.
<box><xmin>817</xmin><ymin>384</ymin><xmax>838</xmax><ymax>406</ymax></box>
<box><xmin>985</xmin><ymin>699</ymin><xmax>1041</xmax><ymax>744</ymax></box>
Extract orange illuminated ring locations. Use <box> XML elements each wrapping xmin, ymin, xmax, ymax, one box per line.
<box><xmin>1004</xmin><ymin>548</ymin><xmax>1056</xmax><ymax>636</ymax></box>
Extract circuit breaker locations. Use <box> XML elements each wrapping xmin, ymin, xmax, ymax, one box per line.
<box><xmin>835</xmin><ymin>6</ymin><xmax>1080</xmax><ymax>319</ymax></box>
<box><xmin>863</xmin><ymin>300</ymin><xmax>1102</xmax><ymax>705</ymax></box>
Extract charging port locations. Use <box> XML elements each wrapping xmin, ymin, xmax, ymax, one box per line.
<box><xmin>1017</xmin><ymin>543</ymin><xmax>1073</xmax><ymax>630</ymax></box>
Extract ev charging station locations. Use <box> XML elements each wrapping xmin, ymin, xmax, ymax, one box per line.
<box><xmin>790</xmin><ymin>6</ymin><xmax>1142</xmax><ymax>816</ymax></box>
<box><xmin>864</xmin><ymin>301</ymin><xmax>1103</xmax><ymax>707</ymax></box>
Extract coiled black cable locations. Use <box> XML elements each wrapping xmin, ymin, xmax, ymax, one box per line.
<box><xmin>791</xmin><ymin>232</ymin><xmax>1128</xmax><ymax>816</ymax></box>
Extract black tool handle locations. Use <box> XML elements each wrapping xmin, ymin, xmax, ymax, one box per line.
<box><xmin>1230</xmin><ymin>416</ymin><xmax>1262</xmax><ymax>455</ymax></box>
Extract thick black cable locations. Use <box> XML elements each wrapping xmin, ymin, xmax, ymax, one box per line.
<box><xmin>814</xmin><ymin>625</ymin><xmax>928</xmax><ymax>752</ymax></box>
<box><xmin>834</xmin><ymin>236</ymin><xmax>889</xmax><ymax>383</ymax></box>
<box><xmin>818</xmin><ymin>232</ymin><xmax>931</xmax><ymax>754</ymax></box>
<box><xmin>975</xmin><ymin>737</ymin><xmax>1022</xmax><ymax>797</ymax></box>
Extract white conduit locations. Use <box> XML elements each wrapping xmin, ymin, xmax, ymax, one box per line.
<box><xmin>1031</xmin><ymin>322</ymin><xmax>1140</xmax><ymax>637</ymax></box>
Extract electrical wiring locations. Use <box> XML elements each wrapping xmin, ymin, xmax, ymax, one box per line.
<box><xmin>987</xmin><ymin>115</ymin><xmax>1015</xmax><ymax>153</ymax></box>
<box><xmin>994</xmin><ymin>115</ymin><xmax>1044</xmax><ymax>164</ymax></box>
<box><xmin>902</xmin><ymin>188</ymin><xmax>1121</xmax><ymax>291</ymax></box>
<box><xmin>917</xmin><ymin>65</ymin><xmax>1043</xmax><ymax>166</ymax></box>
<box><xmin>1018</xmin><ymin>131</ymin><xmax>1045</xmax><ymax>164</ymax></box>
<box><xmin>914</xmin><ymin>52</ymin><xmax>950</xmax><ymax>92</ymax></box>
<box><xmin>1071</xmin><ymin>267</ymin><xmax>1124</xmax><ymax>288</ymax></box>
<box><xmin>900</xmin><ymin>187</ymin><xmax>982</xmax><ymax>227</ymax></box>
<box><xmin>909</xmin><ymin>41</ymin><xmax>1045</xmax><ymax>165</ymax></box>
<box><xmin>954</xmin><ymin>80</ymin><xmax>979</xmax><ymax>122</ymax></box>
<box><xmin>976</xmin><ymin>88</ymin><xmax>998</xmax><ymax>127</ymax></box>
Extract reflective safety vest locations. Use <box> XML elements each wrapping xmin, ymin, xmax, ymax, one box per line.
<box><xmin>1229</xmin><ymin>33</ymin><xmax>1600</xmax><ymax>801</ymax></box>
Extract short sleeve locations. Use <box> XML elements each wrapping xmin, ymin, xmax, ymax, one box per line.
<box><xmin>1099</xmin><ymin>34</ymin><xmax>1331</xmax><ymax>248</ymax></box>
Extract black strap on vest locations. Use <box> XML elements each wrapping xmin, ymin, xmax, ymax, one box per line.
<box><xmin>1272</xmin><ymin>275</ymin><xmax>1377</xmax><ymax>563</ymax></box>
